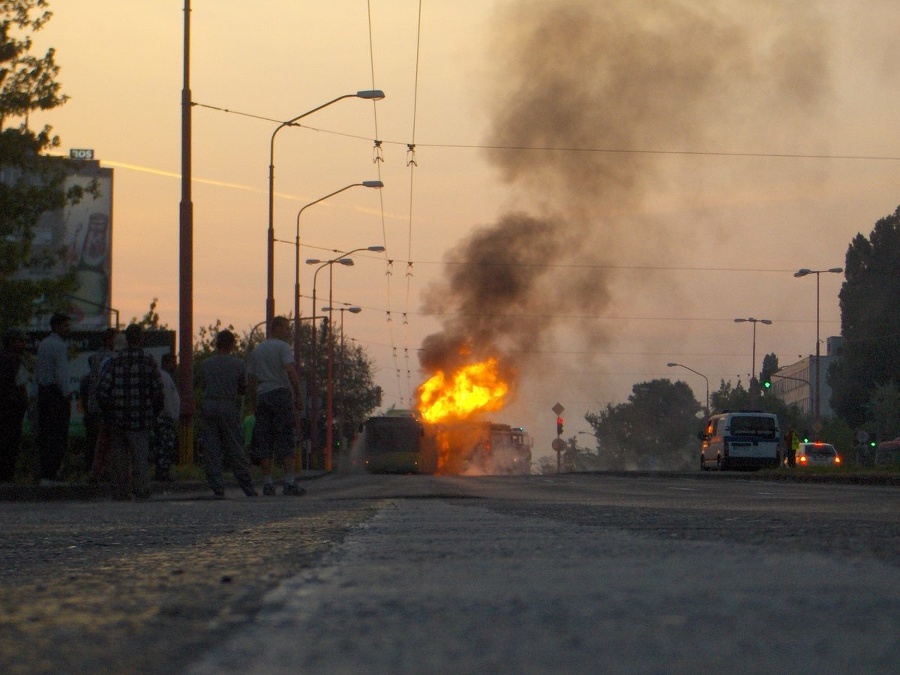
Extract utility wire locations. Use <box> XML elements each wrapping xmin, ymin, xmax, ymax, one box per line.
<box><xmin>401</xmin><ymin>0</ymin><xmax>426</xmax><ymax>407</ymax></box>
<box><xmin>365</xmin><ymin>0</ymin><xmax>406</xmax><ymax>409</ymax></box>
<box><xmin>191</xmin><ymin>103</ymin><xmax>900</xmax><ymax>163</ymax></box>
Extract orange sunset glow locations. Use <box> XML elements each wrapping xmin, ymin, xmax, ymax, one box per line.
<box><xmin>417</xmin><ymin>358</ymin><xmax>510</xmax><ymax>424</ymax></box>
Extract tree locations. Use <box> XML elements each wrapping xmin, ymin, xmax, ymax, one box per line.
<box><xmin>333</xmin><ymin>338</ymin><xmax>382</xmax><ymax>445</ymax></box>
<box><xmin>585</xmin><ymin>379</ymin><xmax>701</xmax><ymax>470</ymax></box>
<box><xmin>866</xmin><ymin>381</ymin><xmax>900</xmax><ymax>442</ymax></box>
<box><xmin>535</xmin><ymin>455</ymin><xmax>557</xmax><ymax>475</ymax></box>
<box><xmin>130</xmin><ymin>298</ymin><xmax>169</xmax><ymax>331</ymax></box>
<box><xmin>710</xmin><ymin>379</ymin><xmax>752</xmax><ymax>413</ymax></box>
<box><xmin>759</xmin><ymin>352</ymin><xmax>779</xmax><ymax>389</ymax></box>
<box><xmin>562</xmin><ymin>435</ymin><xmax>603</xmax><ymax>472</ymax></box>
<box><xmin>0</xmin><ymin>1</ymin><xmax>67</xmax><ymax>126</ymax></box>
<box><xmin>831</xmin><ymin>205</ymin><xmax>900</xmax><ymax>429</ymax></box>
<box><xmin>0</xmin><ymin>1</ymin><xmax>83</xmax><ymax>332</ymax></box>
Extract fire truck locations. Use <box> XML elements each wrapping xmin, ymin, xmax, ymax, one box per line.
<box><xmin>472</xmin><ymin>423</ymin><xmax>533</xmax><ymax>475</ymax></box>
<box><xmin>437</xmin><ymin>422</ymin><xmax>532</xmax><ymax>475</ymax></box>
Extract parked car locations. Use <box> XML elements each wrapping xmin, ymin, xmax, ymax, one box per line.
<box><xmin>790</xmin><ymin>442</ymin><xmax>842</xmax><ymax>467</ymax></box>
<box><xmin>875</xmin><ymin>438</ymin><xmax>900</xmax><ymax>466</ymax></box>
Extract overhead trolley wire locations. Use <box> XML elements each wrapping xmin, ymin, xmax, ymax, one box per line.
<box><xmin>366</xmin><ymin>0</ymin><xmax>413</xmax><ymax>408</ymax></box>
<box><xmin>190</xmin><ymin>103</ymin><xmax>900</xmax><ymax>164</ymax></box>
<box><xmin>400</xmin><ymin>0</ymin><xmax>426</xmax><ymax>407</ymax></box>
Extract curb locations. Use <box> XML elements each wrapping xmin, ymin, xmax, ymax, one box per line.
<box><xmin>0</xmin><ymin>471</ymin><xmax>329</xmax><ymax>502</ymax></box>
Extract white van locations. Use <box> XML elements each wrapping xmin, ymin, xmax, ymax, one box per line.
<box><xmin>700</xmin><ymin>411</ymin><xmax>780</xmax><ymax>471</ymax></box>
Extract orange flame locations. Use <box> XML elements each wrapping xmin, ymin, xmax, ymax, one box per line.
<box><xmin>417</xmin><ymin>358</ymin><xmax>509</xmax><ymax>424</ymax></box>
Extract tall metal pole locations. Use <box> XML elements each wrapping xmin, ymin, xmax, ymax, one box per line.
<box><xmin>815</xmin><ymin>272</ymin><xmax>821</xmax><ymax>426</ymax></box>
<box><xmin>309</xmin><ymin>260</ymin><xmax>339</xmax><ymax>468</ymax></box>
<box><xmin>307</xmin><ymin>248</ymin><xmax>381</xmax><ymax>469</ymax></box>
<box><xmin>178</xmin><ymin>0</ymin><xmax>195</xmax><ymax>464</ymax></box>
<box><xmin>337</xmin><ymin>307</ymin><xmax>345</xmax><ymax>451</ymax></box>
<box><xmin>326</xmin><ymin>265</ymin><xmax>335</xmax><ymax>471</ymax></box>
<box><xmin>751</xmin><ymin>321</ymin><xmax>757</xmax><ymax>382</ymax></box>
<box><xmin>794</xmin><ymin>267</ymin><xmax>841</xmax><ymax>439</ymax></box>
<box><xmin>309</xmin><ymin>266</ymin><xmax>325</xmax><ymax>466</ymax></box>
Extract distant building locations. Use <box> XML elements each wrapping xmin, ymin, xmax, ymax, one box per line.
<box><xmin>772</xmin><ymin>336</ymin><xmax>843</xmax><ymax>416</ymax></box>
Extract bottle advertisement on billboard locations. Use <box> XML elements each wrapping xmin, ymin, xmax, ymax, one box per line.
<box><xmin>17</xmin><ymin>160</ymin><xmax>114</xmax><ymax>329</ymax></box>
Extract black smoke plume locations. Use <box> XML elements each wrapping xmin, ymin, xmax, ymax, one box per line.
<box><xmin>418</xmin><ymin>0</ymin><xmax>830</xmax><ymax>393</ymax></box>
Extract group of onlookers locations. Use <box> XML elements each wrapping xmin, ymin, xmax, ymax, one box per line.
<box><xmin>0</xmin><ymin>314</ymin><xmax>306</xmax><ymax>500</ymax></box>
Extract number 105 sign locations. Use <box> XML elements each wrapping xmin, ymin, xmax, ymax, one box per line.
<box><xmin>69</xmin><ymin>148</ymin><xmax>95</xmax><ymax>160</ymax></box>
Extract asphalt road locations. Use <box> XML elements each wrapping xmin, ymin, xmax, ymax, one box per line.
<box><xmin>2</xmin><ymin>473</ymin><xmax>898</xmax><ymax>674</ymax></box>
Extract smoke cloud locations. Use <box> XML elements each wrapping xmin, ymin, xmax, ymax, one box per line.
<box><xmin>418</xmin><ymin>0</ymin><xmax>831</xmax><ymax>396</ymax></box>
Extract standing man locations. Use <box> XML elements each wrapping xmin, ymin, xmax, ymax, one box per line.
<box><xmin>198</xmin><ymin>330</ymin><xmax>257</xmax><ymax>498</ymax></box>
<box><xmin>790</xmin><ymin>430</ymin><xmax>801</xmax><ymax>469</ymax></box>
<box><xmin>97</xmin><ymin>324</ymin><xmax>163</xmax><ymax>500</ymax></box>
<box><xmin>152</xmin><ymin>352</ymin><xmax>180</xmax><ymax>482</ymax></box>
<box><xmin>35</xmin><ymin>313</ymin><xmax>72</xmax><ymax>485</ymax></box>
<box><xmin>83</xmin><ymin>327</ymin><xmax>117</xmax><ymax>474</ymax></box>
<box><xmin>246</xmin><ymin>315</ymin><xmax>305</xmax><ymax>496</ymax></box>
<box><xmin>0</xmin><ymin>328</ymin><xmax>29</xmax><ymax>482</ymax></box>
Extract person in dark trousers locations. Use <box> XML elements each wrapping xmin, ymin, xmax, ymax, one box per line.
<box><xmin>83</xmin><ymin>327</ymin><xmax>117</xmax><ymax>474</ymax></box>
<box><xmin>34</xmin><ymin>313</ymin><xmax>72</xmax><ymax>485</ymax></box>
<box><xmin>198</xmin><ymin>330</ymin><xmax>257</xmax><ymax>498</ymax></box>
<box><xmin>97</xmin><ymin>324</ymin><xmax>164</xmax><ymax>500</ymax></box>
<box><xmin>0</xmin><ymin>328</ymin><xmax>29</xmax><ymax>482</ymax></box>
<box><xmin>152</xmin><ymin>352</ymin><xmax>180</xmax><ymax>481</ymax></box>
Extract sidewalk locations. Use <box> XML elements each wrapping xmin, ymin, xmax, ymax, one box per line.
<box><xmin>0</xmin><ymin>471</ymin><xmax>327</xmax><ymax>502</ymax></box>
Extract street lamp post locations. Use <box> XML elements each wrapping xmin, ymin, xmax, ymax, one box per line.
<box><xmin>308</xmin><ymin>258</ymin><xmax>353</xmax><ymax>470</ymax></box>
<box><xmin>307</xmin><ymin>246</ymin><xmax>384</xmax><ymax>470</ymax></box>
<box><xmin>265</xmin><ymin>90</ymin><xmax>385</xmax><ymax>335</ymax></box>
<box><xmin>794</xmin><ymin>267</ymin><xmax>843</xmax><ymax>435</ymax></box>
<box><xmin>292</xmin><ymin>181</ymin><xmax>383</xmax><ymax>371</ymax></box>
<box><xmin>322</xmin><ymin>305</ymin><xmax>361</xmax><ymax>466</ymax></box>
<box><xmin>179</xmin><ymin>0</ymin><xmax>195</xmax><ymax>466</ymax></box>
<box><xmin>667</xmin><ymin>362</ymin><xmax>710</xmax><ymax>415</ymax></box>
<box><xmin>734</xmin><ymin>317</ymin><xmax>773</xmax><ymax>382</ymax></box>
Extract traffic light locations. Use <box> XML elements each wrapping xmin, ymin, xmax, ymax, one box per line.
<box><xmin>762</xmin><ymin>377</ymin><xmax>771</xmax><ymax>389</ymax></box>
<box><xmin>556</xmin><ymin>416</ymin><xmax>564</xmax><ymax>436</ymax></box>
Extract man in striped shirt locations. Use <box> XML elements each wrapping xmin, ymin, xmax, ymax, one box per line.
<box><xmin>97</xmin><ymin>324</ymin><xmax>164</xmax><ymax>500</ymax></box>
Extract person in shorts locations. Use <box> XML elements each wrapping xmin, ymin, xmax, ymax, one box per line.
<box><xmin>246</xmin><ymin>316</ymin><xmax>305</xmax><ymax>496</ymax></box>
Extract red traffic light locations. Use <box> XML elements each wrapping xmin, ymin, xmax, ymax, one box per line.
<box><xmin>556</xmin><ymin>416</ymin><xmax>564</xmax><ymax>436</ymax></box>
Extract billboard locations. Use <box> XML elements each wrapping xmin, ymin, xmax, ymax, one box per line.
<box><xmin>16</xmin><ymin>158</ymin><xmax>115</xmax><ymax>329</ymax></box>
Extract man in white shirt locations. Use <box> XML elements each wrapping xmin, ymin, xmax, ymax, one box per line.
<box><xmin>34</xmin><ymin>313</ymin><xmax>72</xmax><ymax>485</ymax></box>
<box><xmin>246</xmin><ymin>316</ymin><xmax>305</xmax><ymax>496</ymax></box>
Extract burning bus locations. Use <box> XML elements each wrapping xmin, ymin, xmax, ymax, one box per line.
<box><xmin>362</xmin><ymin>414</ymin><xmax>533</xmax><ymax>476</ymax></box>
<box><xmin>412</xmin><ymin>355</ymin><xmax>531</xmax><ymax>475</ymax></box>
<box><xmin>362</xmin><ymin>411</ymin><xmax>439</xmax><ymax>474</ymax></box>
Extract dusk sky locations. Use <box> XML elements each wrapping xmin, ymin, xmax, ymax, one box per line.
<box><xmin>25</xmin><ymin>0</ymin><xmax>900</xmax><ymax>455</ymax></box>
